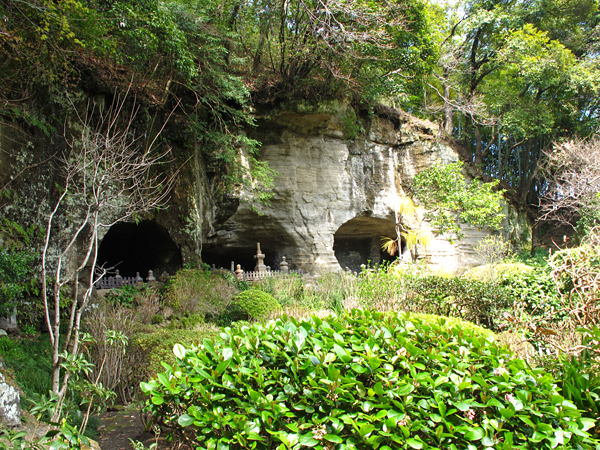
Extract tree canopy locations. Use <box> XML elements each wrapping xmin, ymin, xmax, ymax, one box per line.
<box><xmin>423</xmin><ymin>0</ymin><xmax>600</xmax><ymax>216</ymax></box>
<box><xmin>1</xmin><ymin>0</ymin><xmax>599</xmax><ymax>228</ymax></box>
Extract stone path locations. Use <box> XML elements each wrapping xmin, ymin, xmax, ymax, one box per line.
<box><xmin>98</xmin><ymin>409</ymin><xmax>166</xmax><ymax>450</ymax></box>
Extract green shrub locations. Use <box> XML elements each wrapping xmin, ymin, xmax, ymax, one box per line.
<box><xmin>105</xmin><ymin>284</ymin><xmax>139</xmax><ymax>307</ymax></box>
<box><xmin>151</xmin><ymin>314</ymin><xmax>164</xmax><ymax>325</ymax></box>
<box><xmin>0</xmin><ymin>335</ymin><xmax>52</xmax><ymax>399</ymax></box>
<box><xmin>0</xmin><ymin>248</ymin><xmax>37</xmax><ymax>316</ymax></box>
<box><xmin>352</xmin><ymin>266</ymin><xmax>404</xmax><ymax>311</ymax></box>
<box><xmin>465</xmin><ymin>263</ymin><xmax>564</xmax><ymax>351</ymax></box>
<box><xmin>550</xmin><ymin>356</ymin><xmax>600</xmax><ymax>434</ymax></box>
<box><xmin>305</xmin><ymin>272</ymin><xmax>355</xmax><ymax>313</ymax></box>
<box><xmin>404</xmin><ymin>275</ymin><xmax>510</xmax><ymax>330</ymax></box>
<box><xmin>232</xmin><ymin>289</ymin><xmax>282</xmax><ymax>321</ymax></box>
<box><xmin>252</xmin><ymin>273</ymin><xmax>304</xmax><ymax>306</ymax></box>
<box><xmin>164</xmin><ymin>268</ymin><xmax>238</xmax><ymax>318</ymax></box>
<box><xmin>463</xmin><ymin>263</ymin><xmax>533</xmax><ymax>284</ymax></box>
<box><xmin>142</xmin><ymin>310</ymin><xmax>598</xmax><ymax>450</ymax></box>
<box><xmin>465</xmin><ymin>263</ymin><xmax>561</xmax><ymax>319</ymax></box>
<box><xmin>100</xmin><ymin>284</ymin><xmax>161</xmax><ymax>325</ymax></box>
<box><xmin>465</xmin><ymin>263</ymin><xmax>562</xmax><ymax>316</ymax></box>
<box><xmin>168</xmin><ymin>312</ymin><xmax>205</xmax><ymax>330</ymax></box>
<box><xmin>495</xmin><ymin>264</ymin><xmax>563</xmax><ymax>322</ymax></box>
<box><xmin>128</xmin><ymin>326</ymin><xmax>220</xmax><ymax>393</ymax></box>
<box><xmin>408</xmin><ymin>313</ymin><xmax>495</xmax><ymax>341</ymax></box>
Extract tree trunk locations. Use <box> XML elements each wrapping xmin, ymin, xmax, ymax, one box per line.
<box><xmin>530</xmin><ymin>220</ymin><xmax>540</xmax><ymax>257</ymax></box>
<box><xmin>443</xmin><ymin>67</ymin><xmax>454</xmax><ymax>136</ymax></box>
<box><xmin>474</xmin><ymin>121</ymin><xmax>483</xmax><ymax>166</ymax></box>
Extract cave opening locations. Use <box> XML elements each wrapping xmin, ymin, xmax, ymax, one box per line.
<box><xmin>97</xmin><ymin>220</ymin><xmax>182</xmax><ymax>278</ymax></box>
<box><xmin>202</xmin><ymin>224</ymin><xmax>297</xmax><ymax>273</ymax></box>
<box><xmin>201</xmin><ymin>241</ymin><xmax>287</xmax><ymax>273</ymax></box>
<box><xmin>333</xmin><ymin>216</ymin><xmax>402</xmax><ymax>272</ymax></box>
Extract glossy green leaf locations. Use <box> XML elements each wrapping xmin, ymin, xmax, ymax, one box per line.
<box><xmin>406</xmin><ymin>438</ymin><xmax>423</xmax><ymax>449</ymax></box>
<box><xmin>178</xmin><ymin>414</ymin><xmax>194</xmax><ymax>427</ymax></box>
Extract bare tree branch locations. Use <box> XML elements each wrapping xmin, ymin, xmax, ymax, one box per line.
<box><xmin>539</xmin><ymin>137</ymin><xmax>600</xmax><ymax>228</ymax></box>
<box><xmin>40</xmin><ymin>88</ymin><xmax>176</xmax><ymax>412</ymax></box>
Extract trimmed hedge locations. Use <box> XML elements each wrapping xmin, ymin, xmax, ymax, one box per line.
<box><xmin>233</xmin><ymin>289</ymin><xmax>282</xmax><ymax>321</ymax></box>
<box><xmin>142</xmin><ymin>310</ymin><xmax>598</xmax><ymax>449</ymax></box>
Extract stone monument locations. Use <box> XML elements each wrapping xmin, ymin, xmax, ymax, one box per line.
<box><xmin>254</xmin><ymin>243</ymin><xmax>267</xmax><ymax>273</ymax></box>
<box><xmin>235</xmin><ymin>264</ymin><xmax>244</xmax><ymax>280</ymax></box>
<box><xmin>280</xmin><ymin>256</ymin><xmax>289</xmax><ymax>274</ymax></box>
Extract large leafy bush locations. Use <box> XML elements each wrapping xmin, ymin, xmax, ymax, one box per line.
<box><xmin>141</xmin><ymin>311</ymin><xmax>598</xmax><ymax>450</ymax></box>
<box><xmin>404</xmin><ymin>275</ymin><xmax>510</xmax><ymax>330</ymax></box>
<box><xmin>164</xmin><ymin>268</ymin><xmax>238</xmax><ymax>318</ymax></box>
<box><xmin>464</xmin><ymin>263</ymin><xmax>563</xmax><ymax>328</ymax></box>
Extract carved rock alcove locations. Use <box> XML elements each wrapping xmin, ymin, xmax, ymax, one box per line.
<box><xmin>97</xmin><ymin>220</ymin><xmax>182</xmax><ymax>277</ymax></box>
<box><xmin>333</xmin><ymin>217</ymin><xmax>400</xmax><ymax>272</ymax></box>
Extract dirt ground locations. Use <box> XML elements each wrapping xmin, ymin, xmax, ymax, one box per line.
<box><xmin>98</xmin><ymin>409</ymin><xmax>167</xmax><ymax>450</ymax></box>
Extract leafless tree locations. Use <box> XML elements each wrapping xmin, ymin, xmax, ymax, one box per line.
<box><xmin>539</xmin><ymin>137</ymin><xmax>600</xmax><ymax>229</ymax></box>
<box><xmin>40</xmin><ymin>88</ymin><xmax>175</xmax><ymax>413</ymax></box>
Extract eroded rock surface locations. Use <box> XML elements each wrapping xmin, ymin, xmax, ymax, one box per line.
<box><xmin>0</xmin><ymin>372</ymin><xmax>21</xmax><ymax>427</ymax></box>
<box><xmin>0</xmin><ymin>99</ymin><xmax>529</xmax><ymax>276</ymax></box>
<box><xmin>202</xmin><ymin>104</ymin><xmax>520</xmax><ymax>273</ymax></box>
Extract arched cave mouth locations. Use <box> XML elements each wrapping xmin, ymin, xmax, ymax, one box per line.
<box><xmin>201</xmin><ymin>241</ymin><xmax>290</xmax><ymax>273</ymax></box>
<box><xmin>97</xmin><ymin>221</ymin><xmax>182</xmax><ymax>278</ymax></box>
<box><xmin>334</xmin><ymin>217</ymin><xmax>402</xmax><ymax>273</ymax></box>
<box><xmin>202</xmin><ymin>225</ymin><xmax>296</xmax><ymax>273</ymax></box>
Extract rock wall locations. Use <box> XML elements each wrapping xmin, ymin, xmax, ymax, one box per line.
<box><xmin>0</xmin><ymin>370</ymin><xmax>21</xmax><ymax>427</ymax></box>
<box><xmin>201</xmin><ymin>102</ymin><xmax>523</xmax><ymax>273</ymax></box>
<box><xmin>0</xmin><ymin>99</ymin><xmax>530</xmax><ymax>280</ymax></box>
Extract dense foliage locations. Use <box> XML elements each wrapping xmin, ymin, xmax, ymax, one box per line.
<box><xmin>424</xmin><ymin>0</ymin><xmax>600</xmax><ymax>213</ymax></box>
<box><xmin>232</xmin><ymin>289</ymin><xmax>282</xmax><ymax>321</ymax></box>
<box><xmin>412</xmin><ymin>162</ymin><xmax>505</xmax><ymax>239</ymax></box>
<box><xmin>164</xmin><ymin>268</ymin><xmax>238</xmax><ymax>319</ymax></box>
<box><xmin>0</xmin><ymin>219</ymin><xmax>40</xmax><ymax>317</ymax></box>
<box><xmin>0</xmin><ymin>335</ymin><xmax>52</xmax><ymax>399</ymax></box>
<box><xmin>405</xmin><ymin>275</ymin><xmax>510</xmax><ymax>330</ymax></box>
<box><xmin>0</xmin><ymin>249</ymin><xmax>36</xmax><ymax>317</ymax></box>
<box><xmin>142</xmin><ymin>310</ymin><xmax>599</xmax><ymax>449</ymax></box>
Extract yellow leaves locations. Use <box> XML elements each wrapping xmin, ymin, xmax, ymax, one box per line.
<box><xmin>402</xmin><ymin>229</ymin><xmax>432</xmax><ymax>249</ymax></box>
<box><xmin>390</xmin><ymin>194</ymin><xmax>432</xmax><ymax>254</ymax></box>
<box><xmin>395</xmin><ymin>196</ymin><xmax>418</xmax><ymax>217</ymax></box>
<box><xmin>394</xmin><ymin>196</ymin><xmax>427</xmax><ymax>225</ymax></box>
<box><xmin>381</xmin><ymin>236</ymin><xmax>399</xmax><ymax>256</ymax></box>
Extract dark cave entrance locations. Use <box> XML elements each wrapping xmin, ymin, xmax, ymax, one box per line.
<box><xmin>201</xmin><ymin>241</ymin><xmax>290</xmax><ymax>273</ymax></box>
<box><xmin>97</xmin><ymin>221</ymin><xmax>182</xmax><ymax>278</ymax></box>
<box><xmin>333</xmin><ymin>217</ymin><xmax>402</xmax><ymax>272</ymax></box>
<box><xmin>201</xmin><ymin>246</ymin><xmax>259</xmax><ymax>272</ymax></box>
<box><xmin>202</xmin><ymin>225</ymin><xmax>297</xmax><ymax>273</ymax></box>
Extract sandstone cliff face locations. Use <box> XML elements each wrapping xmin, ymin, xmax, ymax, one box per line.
<box><xmin>0</xmin><ymin>100</ymin><xmax>529</xmax><ymax>279</ymax></box>
<box><xmin>201</xmin><ymin>103</ymin><xmax>522</xmax><ymax>273</ymax></box>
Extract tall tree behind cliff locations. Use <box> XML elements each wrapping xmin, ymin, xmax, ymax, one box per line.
<box><xmin>222</xmin><ymin>0</ymin><xmax>436</xmax><ymax>101</ymax></box>
<box><xmin>424</xmin><ymin>0</ymin><xmax>600</xmax><ymax>209</ymax></box>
